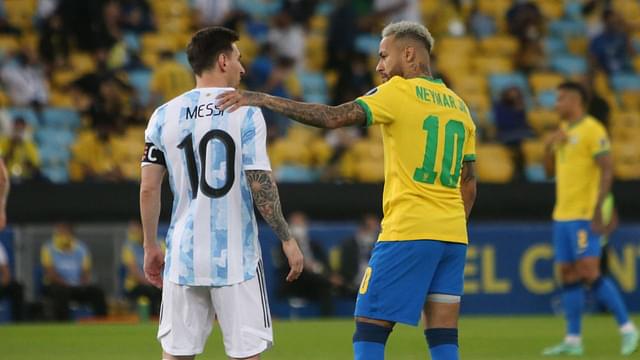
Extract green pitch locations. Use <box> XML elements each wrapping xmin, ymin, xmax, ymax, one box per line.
<box><xmin>0</xmin><ymin>315</ymin><xmax>637</xmax><ymax>359</ymax></box>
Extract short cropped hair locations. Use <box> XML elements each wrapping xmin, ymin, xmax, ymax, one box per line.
<box><xmin>558</xmin><ymin>81</ymin><xmax>589</xmax><ymax>105</ymax></box>
<box><xmin>382</xmin><ymin>21</ymin><xmax>435</xmax><ymax>53</ymax></box>
<box><xmin>186</xmin><ymin>26</ymin><xmax>239</xmax><ymax>76</ymax></box>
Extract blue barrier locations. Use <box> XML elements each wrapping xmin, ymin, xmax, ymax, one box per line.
<box><xmin>157</xmin><ymin>223</ymin><xmax>640</xmax><ymax>316</ymax></box>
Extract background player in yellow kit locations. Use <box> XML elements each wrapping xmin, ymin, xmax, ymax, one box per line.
<box><xmin>218</xmin><ymin>21</ymin><xmax>477</xmax><ymax>360</ymax></box>
<box><xmin>542</xmin><ymin>82</ymin><xmax>638</xmax><ymax>356</ymax></box>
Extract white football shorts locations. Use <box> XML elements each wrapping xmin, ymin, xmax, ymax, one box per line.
<box><xmin>157</xmin><ymin>262</ymin><xmax>273</xmax><ymax>358</ymax></box>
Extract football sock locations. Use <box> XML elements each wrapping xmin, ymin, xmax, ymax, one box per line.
<box><xmin>562</xmin><ymin>282</ymin><xmax>584</xmax><ymax>336</ymax></box>
<box><xmin>353</xmin><ymin>321</ymin><xmax>392</xmax><ymax>360</ymax></box>
<box><xmin>592</xmin><ymin>276</ymin><xmax>630</xmax><ymax>326</ymax></box>
<box><xmin>426</xmin><ymin>328</ymin><xmax>459</xmax><ymax>360</ymax></box>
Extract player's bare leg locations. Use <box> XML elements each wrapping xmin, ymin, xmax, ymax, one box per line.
<box><xmin>162</xmin><ymin>352</ymin><xmax>194</xmax><ymax>360</ymax></box>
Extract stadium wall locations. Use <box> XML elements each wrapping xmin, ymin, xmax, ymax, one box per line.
<box><xmin>8</xmin><ymin>181</ymin><xmax>640</xmax><ymax>222</ymax></box>
<box><xmin>6</xmin><ymin>222</ymin><xmax>640</xmax><ymax>315</ymax></box>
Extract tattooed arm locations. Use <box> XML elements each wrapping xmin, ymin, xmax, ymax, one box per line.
<box><xmin>460</xmin><ymin>161</ymin><xmax>477</xmax><ymax>220</ymax></box>
<box><xmin>217</xmin><ymin>91</ymin><xmax>367</xmax><ymax>129</ymax></box>
<box><xmin>246</xmin><ymin>169</ymin><xmax>303</xmax><ymax>281</ymax></box>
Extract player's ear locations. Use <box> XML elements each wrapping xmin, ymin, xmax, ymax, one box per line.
<box><xmin>217</xmin><ymin>52</ymin><xmax>227</xmax><ymax>72</ymax></box>
<box><xmin>404</xmin><ymin>46</ymin><xmax>416</xmax><ymax>63</ymax></box>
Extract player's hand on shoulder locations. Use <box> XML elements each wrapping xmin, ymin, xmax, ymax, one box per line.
<box><xmin>216</xmin><ymin>89</ymin><xmax>265</xmax><ymax>112</ymax></box>
<box><xmin>282</xmin><ymin>238</ymin><xmax>304</xmax><ymax>282</ymax></box>
<box><xmin>143</xmin><ymin>242</ymin><xmax>164</xmax><ymax>288</ymax></box>
<box><xmin>546</xmin><ymin>129</ymin><xmax>567</xmax><ymax>148</ymax></box>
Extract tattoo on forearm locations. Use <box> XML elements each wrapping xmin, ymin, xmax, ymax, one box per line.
<box><xmin>246</xmin><ymin>170</ymin><xmax>290</xmax><ymax>242</ymax></box>
<box><xmin>246</xmin><ymin>91</ymin><xmax>365</xmax><ymax>129</ymax></box>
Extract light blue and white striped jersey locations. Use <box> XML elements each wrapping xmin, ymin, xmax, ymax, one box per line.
<box><xmin>142</xmin><ymin>87</ymin><xmax>271</xmax><ymax>286</ymax></box>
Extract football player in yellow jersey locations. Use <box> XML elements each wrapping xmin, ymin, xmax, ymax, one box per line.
<box><xmin>541</xmin><ymin>82</ymin><xmax>638</xmax><ymax>357</ymax></box>
<box><xmin>218</xmin><ymin>21</ymin><xmax>476</xmax><ymax>360</ymax></box>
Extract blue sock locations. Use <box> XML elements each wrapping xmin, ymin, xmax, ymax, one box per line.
<box><xmin>562</xmin><ymin>282</ymin><xmax>584</xmax><ymax>336</ymax></box>
<box><xmin>353</xmin><ymin>322</ymin><xmax>392</xmax><ymax>360</ymax></box>
<box><xmin>425</xmin><ymin>328</ymin><xmax>459</xmax><ymax>360</ymax></box>
<box><xmin>592</xmin><ymin>276</ymin><xmax>630</xmax><ymax>326</ymax></box>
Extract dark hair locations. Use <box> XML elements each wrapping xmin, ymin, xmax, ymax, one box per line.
<box><xmin>558</xmin><ymin>81</ymin><xmax>589</xmax><ymax>105</ymax></box>
<box><xmin>187</xmin><ymin>27</ymin><xmax>239</xmax><ymax>76</ymax></box>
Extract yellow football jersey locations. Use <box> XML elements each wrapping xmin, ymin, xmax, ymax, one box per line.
<box><xmin>355</xmin><ymin>76</ymin><xmax>476</xmax><ymax>244</ymax></box>
<box><xmin>553</xmin><ymin>115</ymin><xmax>610</xmax><ymax>221</ymax></box>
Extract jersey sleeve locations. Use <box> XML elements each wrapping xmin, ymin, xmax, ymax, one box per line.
<box><xmin>588</xmin><ymin>124</ymin><xmax>610</xmax><ymax>158</ymax></box>
<box><xmin>141</xmin><ymin>107</ymin><xmax>167</xmax><ymax>167</ymax></box>
<box><xmin>463</xmin><ymin>122</ymin><xmax>477</xmax><ymax>162</ymax></box>
<box><xmin>241</xmin><ymin>107</ymin><xmax>272</xmax><ymax>171</ymax></box>
<box><xmin>355</xmin><ymin>77</ymin><xmax>401</xmax><ymax>126</ymax></box>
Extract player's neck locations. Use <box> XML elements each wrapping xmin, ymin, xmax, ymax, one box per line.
<box><xmin>195</xmin><ymin>73</ymin><xmax>233</xmax><ymax>89</ymax></box>
<box><xmin>566</xmin><ymin>111</ymin><xmax>585</xmax><ymax>125</ymax></box>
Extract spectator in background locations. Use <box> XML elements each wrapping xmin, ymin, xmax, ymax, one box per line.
<box><xmin>267</xmin><ymin>10</ymin><xmax>305</xmax><ymax>69</ymax></box>
<box><xmin>580</xmin><ymin>76</ymin><xmax>611</xmax><ymax>127</ymax></box>
<box><xmin>507</xmin><ymin>1</ymin><xmax>543</xmax><ymax>42</ymax></box>
<box><xmin>589</xmin><ymin>9</ymin><xmax>635</xmax><ymax>74</ymax></box>
<box><xmin>149</xmin><ymin>50</ymin><xmax>194</xmax><ymax>106</ymax></box>
<box><xmin>0</xmin><ymin>117</ymin><xmax>40</xmax><ymax>182</ymax></box>
<box><xmin>373</xmin><ymin>0</ymin><xmax>420</xmax><ymax>23</ymax></box>
<box><xmin>119</xmin><ymin>0</ymin><xmax>154</xmax><ymax>33</ymax></box>
<box><xmin>69</xmin><ymin>123</ymin><xmax>126</xmax><ymax>182</ymax></box>
<box><xmin>121</xmin><ymin>221</ymin><xmax>161</xmax><ymax>316</ymax></box>
<box><xmin>493</xmin><ymin>87</ymin><xmax>533</xmax><ymax>180</ymax></box>
<box><xmin>326</xmin><ymin>0</ymin><xmax>359</xmax><ymax>72</ymax></box>
<box><xmin>515</xmin><ymin>38</ymin><xmax>546</xmax><ymax>73</ymax></box>
<box><xmin>40</xmin><ymin>223</ymin><xmax>107</xmax><ymax>321</ymax></box>
<box><xmin>0</xmin><ymin>241</ymin><xmax>24</xmax><ymax>322</ymax></box>
<box><xmin>0</xmin><ymin>47</ymin><xmax>49</xmax><ymax>107</ymax></box>
<box><xmin>332</xmin><ymin>52</ymin><xmax>374</xmax><ymax>106</ymax></box>
<box><xmin>282</xmin><ymin>0</ymin><xmax>318</xmax><ymax>27</ymax></box>
<box><xmin>38</xmin><ymin>11</ymin><xmax>70</xmax><ymax>69</ymax></box>
<box><xmin>336</xmin><ymin>214</ymin><xmax>379</xmax><ymax>296</ymax></box>
<box><xmin>277</xmin><ymin>212</ymin><xmax>338</xmax><ymax>316</ymax></box>
<box><xmin>469</xmin><ymin>4</ymin><xmax>497</xmax><ymax>39</ymax></box>
<box><xmin>192</xmin><ymin>0</ymin><xmax>234</xmax><ymax>27</ymax></box>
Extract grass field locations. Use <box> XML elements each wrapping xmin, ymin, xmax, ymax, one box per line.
<box><xmin>0</xmin><ymin>315</ymin><xmax>637</xmax><ymax>359</ymax></box>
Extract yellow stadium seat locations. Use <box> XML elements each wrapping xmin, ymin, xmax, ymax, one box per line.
<box><xmin>634</xmin><ymin>56</ymin><xmax>640</xmax><ymax>74</ymax></box>
<box><xmin>611</xmin><ymin>141</ymin><xmax>640</xmax><ymax>180</ymax></box>
<box><xmin>450</xmin><ymin>74</ymin><xmax>487</xmax><ymax>96</ymax></box>
<box><xmin>609</xmin><ymin>124</ymin><xmax>640</xmax><ymax>142</ymax></box>
<box><xmin>567</xmin><ymin>38</ymin><xmax>588</xmax><ymax>56</ymax></box>
<box><xmin>437</xmin><ymin>37</ymin><xmax>477</xmax><ymax>55</ymax></box>
<box><xmin>478</xmin><ymin>0</ymin><xmax>512</xmax><ymax>19</ymax></box>
<box><xmin>49</xmin><ymin>90</ymin><xmax>73</xmax><ymax>107</ymax></box>
<box><xmin>613</xmin><ymin>0</ymin><xmax>640</xmax><ymax>23</ymax></box>
<box><xmin>473</xmin><ymin>56</ymin><xmax>514</xmax><ymax>74</ymax></box>
<box><xmin>521</xmin><ymin>138</ymin><xmax>546</xmax><ymax>165</ymax></box>
<box><xmin>52</xmin><ymin>69</ymin><xmax>80</xmax><ymax>88</ymax></box>
<box><xmin>152</xmin><ymin>0</ymin><xmax>189</xmax><ymax>18</ymax></box>
<box><xmin>437</xmin><ymin>56</ymin><xmax>472</xmax><ymax>77</ymax></box>
<box><xmin>461</xmin><ymin>92</ymin><xmax>491</xmax><ymax>114</ymax></box>
<box><xmin>480</xmin><ymin>36</ymin><xmax>519</xmax><ymax>56</ymax></box>
<box><xmin>70</xmin><ymin>53</ymin><xmax>96</xmax><ymax>74</ymax></box>
<box><xmin>609</xmin><ymin>110</ymin><xmax>640</xmax><ymax>128</ymax></box>
<box><xmin>476</xmin><ymin>144</ymin><xmax>514</xmax><ymax>183</ymax></box>
<box><xmin>0</xmin><ymin>90</ymin><xmax>9</xmax><ymax>107</ymax></box>
<box><xmin>305</xmin><ymin>34</ymin><xmax>326</xmax><ymax>72</ymax></box>
<box><xmin>4</xmin><ymin>0</ymin><xmax>35</xmax><ymax>28</ymax></box>
<box><xmin>0</xmin><ymin>35</ymin><xmax>20</xmax><ymax>54</ymax></box>
<box><xmin>536</xmin><ymin>0</ymin><xmax>564</xmax><ymax>19</ymax></box>
<box><xmin>141</xmin><ymin>33</ymin><xmax>178</xmax><ymax>53</ymax></box>
<box><xmin>620</xmin><ymin>91</ymin><xmax>640</xmax><ymax>111</ymax></box>
<box><xmin>529</xmin><ymin>72</ymin><xmax>565</xmax><ymax>94</ymax></box>
<box><xmin>309</xmin><ymin>15</ymin><xmax>328</xmax><ymax>32</ymax></box>
<box><xmin>528</xmin><ymin>109</ymin><xmax>560</xmax><ymax>134</ymax></box>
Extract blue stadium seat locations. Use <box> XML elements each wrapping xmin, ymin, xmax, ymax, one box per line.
<box><xmin>39</xmin><ymin>143</ymin><xmax>71</xmax><ymax>165</ymax></box>
<box><xmin>355</xmin><ymin>34</ymin><xmax>382</xmax><ymax>56</ymax></box>
<box><xmin>543</xmin><ymin>37</ymin><xmax>567</xmax><ymax>56</ymax></box>
<box><xmin>550</xmin><ymin>55</ymin><xmax>587</xmax><ymax>75</ymax></box>
<box><xmin>537</xmin><ymin>90</ymin><xmax>557</xmax><ymax>109</ymax></box>
<box><xmin>611</xmin><ymin>73</ymin><xmax>640</xmax><ymax>91</ymax></box>
<box><xmin>7</xmin><ymin>108</ymin><xmax>39</xmax><ymax>127</ymax></box>
<box><xmin>549</xmin><ymin>20</ymin><xmax>587</xmax><ymax>38</ymax></box>
<box><xmin>128</xmin><ymin>70</ymin><xmax>152</xmax><ymax>106</ymax></box>
<box><xmin>42</xmin><ymin>108</ymin><xmax>81</xmax><ymax>129</ymax></box>
<box><xmin>564</xmin><ymin>1</ymin><xmax>583</xmax><ymax>19</ymax></box>
<box><xmin>41</xmin><ymin>165</ymin><xmax>69</xmax><ymax>183</ymax></box>
<box><xmin>123</xmin><ymin>31</ymin><xmax>140</xmax><ymax>52</ymax></box>
<box><xmin>35</xmin><ymin>128</ymin><xmax>75</xmax><ymax>149</ymax></box>
<box><xmin>175</xmin><ymin>51</ymin><xmax>189</xmax><ymax>68</ymax></box>
<box><xmin>488</xmin><ymin>73</ymin><xmax>529</xmax><ymax>100</ymax></box>
<box><xmin>299</xmin><ymin>71</ymin><xmax>328</xmax><ymax>104</ymax></box>
<box><xmin>276</xmin><ymin>166</ymin><xmax>318</xmax><ymax>182</ymax></box>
